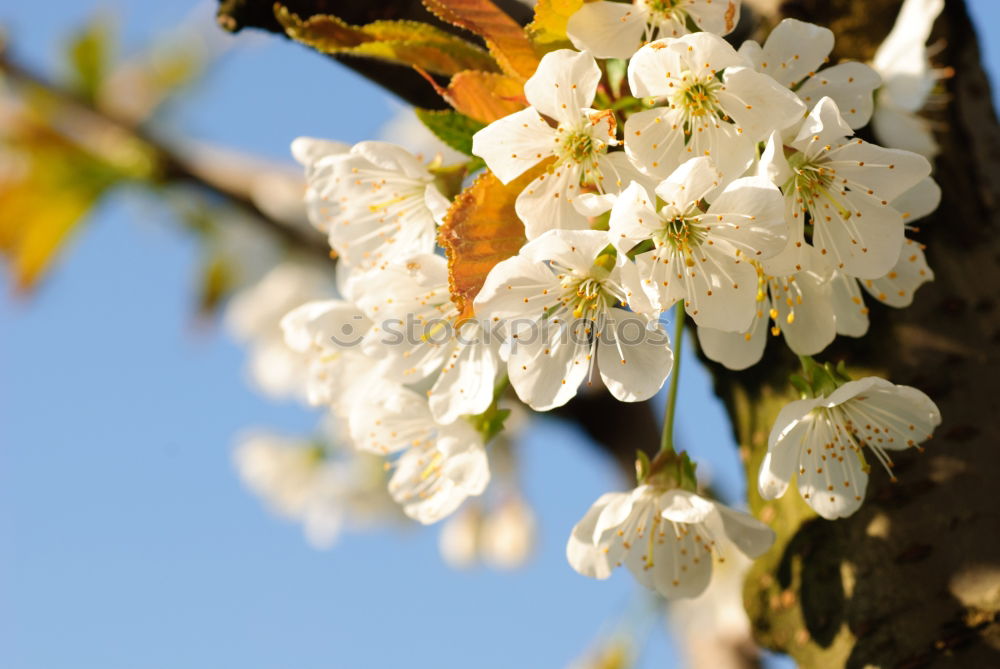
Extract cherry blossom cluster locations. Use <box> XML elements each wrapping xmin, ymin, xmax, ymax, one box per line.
<box><xmin>235</xmin><ymin>0</ymin><xmax>944</xmax><ymax>600</ymax></box>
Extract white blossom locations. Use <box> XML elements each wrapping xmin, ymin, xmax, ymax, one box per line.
<box><xmin>567</xmin><ymin>486</ymin><xmax>773</xmax><ymax>599</ymax></box>
<box><xmin>438</xmin><ymin>496</ymin><xmax>537</xmax><ymax>569</ymax></box>
<box><xmin>762</xmin><ymin>98</ymin><xmax>931</xmax><ymax>280</ymax></box>
<box><xmin>234</xmin><ymin>426</ymin><xmax>399</xmax><ymax>548</ymax></box>
<box><xmin>438</xmin><ymin>504</ymin><xmax>483</xmax><ymax>569</ymax></box>
<box><xmin>301</xmin><ymin>140</ymin><xmax>449</xmax><ymax>268</ymax></box>
<box><xmin>471</xmin><ymin>49</ymin><xmax>646</xmax><ymax>239</ymax></box>
<box><xmin>759</xmin><ymin>377</ymin><xmax>941</xmax><ymax>519</ymax></box>
<box><xmin>225</xmin><ymin>261</ymin><xmax>336</xmax><ymax>400</ymax></box>
<box><xmin>346</xmin><ymin>254</ymin><xmax>502</xmax><ymax>425</ymax></box>
<box><xmin>481</xmin><ymin>496</ymin><xmax>537</xmax><ymax>569</ymax></box>
<box><xmin>824</xmin><ymin>177</ymin><xmax>940</xmax><ymax>338</ymax></box>
<box><xmin>291</xmin><ymin>136</ymin><xmax>350</xmax><ymax>234</ymax></box>
<box><xmin>234</xmin><ymin>433</ymin><xmax>343</xmax><ymax>549</ymax></box>
<box><xmin>347</xmin><ymin>380</ymin><xmax>490</xmax><ymax>524</ymax></box>
<box><xmin>625</xmin><ymin>32</ymin><xmax>806</xmax><ymax>181</ymax></box>
<box><xmin>378</xmin><ymin>105</ymin><xmax>467</xmax><ymax>164</ymax></box>
<box><xmin>474</xmin><ymin>229</ymin><xmax>673</xmax><ymax>411</ymax></box>
<box><xmin>871</xmin><ymin>0</ymin><xmax>946</xmax><ymax>157</ymax></box>
<box><xmin>738</xmin><ymin>18</ymin><xmax>881</xmax><ymax>129</ymax></box>
<box><xmin>610</xmin><ymin>157</ymin><xmax>787</xmax><ymax>331</ymax></box>
<box><xmin>280</xmin><ymin>297</ymin><xmax>381</xmax><ymax>415</ymax></box>
<box><xmin>668</xmin><ymin>552</ymin><xmax>756</xmax><ymax>668</ymax></box>
<box><xmin>697</xmin><ymin>256</ymin><xmax>835</xmax><ymax>370</ymax></box>
<box><xmin>566</xmin><ymin>0</ymin><xmax>741</xmax><ymax>60</ymax></box>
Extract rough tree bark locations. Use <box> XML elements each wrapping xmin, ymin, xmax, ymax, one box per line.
<box><xmin>217</xmin><ymin>1</ymin><xmax>1000</xmax><ymax>665</ymax></box>
<box><xmin>729</xmin><ymin>1</ymin><xmax>1000</xmax><ymax>666</ymax></box>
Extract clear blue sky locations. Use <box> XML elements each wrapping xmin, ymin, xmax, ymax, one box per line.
<box><xmin>2</xmin><ymin>2</ymin><xmax>997</xmax><ymax>668</ymax></box>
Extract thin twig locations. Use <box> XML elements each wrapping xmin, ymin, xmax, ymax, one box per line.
<box><xmin>0</xmin><ymin>52</ymin><xmax>332</xmax><ymax>264</ymax></box>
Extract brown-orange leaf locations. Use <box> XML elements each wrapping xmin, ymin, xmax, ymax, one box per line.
<box><xmin>422</xmin><ymin>0</ymin><xmax>540</xmax><ymax>80</ymax></box>
<box><xmin>445</xmin><ymin>70</ymin><xmax>526</xmax><ymax>123</ymax></box>
<box><xmin>440</xmin><ymin>164</ymin><xmax>547</xmax><ymax>319</ymax></box>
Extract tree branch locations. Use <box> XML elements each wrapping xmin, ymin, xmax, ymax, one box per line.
<box><xmin>710</xmin><ymin>1</ymin><xmax>1000</xmax><ymax>666</ymax></box>
<box><xmin>0</xmin><ymin>51</ymin><xmax>331</xmax><ymax>264</ymax></box>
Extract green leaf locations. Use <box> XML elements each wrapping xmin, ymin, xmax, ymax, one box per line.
<box><xmin>414</xmin><ymin>108</ymin><xmax>485</xmax><ymax>161</ymax></box>
<box><xmin>274</xmin><ymin>5</ymin><xmax>498</xmax><ymax>76</ymax></box>
<box><xmin>66</xmin><ymin>15</ymin><xmax>113</xmax><ymax>102</ymax></box>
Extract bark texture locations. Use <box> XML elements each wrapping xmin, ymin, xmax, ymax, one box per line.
<box><xmin>215</xmin><ymin>1</ymin><xmax>1000</xmax><ymax>665</ymax></box>
<box><xmin>727</xmin><ymin>1</ymin><xmax>1000</xmax><ymax>666</ymax></box>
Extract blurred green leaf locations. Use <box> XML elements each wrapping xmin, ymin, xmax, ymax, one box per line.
<box><xmin>66</xmin><ymin>16</ymin><xmax>113</xmax><ymax>102</ymax></box>
<box><xmin>0</xmin><ymin>120</ymin><xmax>126</xmax><ymax>290</ymax></box>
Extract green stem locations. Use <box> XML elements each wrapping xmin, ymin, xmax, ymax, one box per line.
<box><xmin>797</xmin><ymin>354</ymin><xmax>815</xmax><ymax>378</ymax></box>
<box><xmin>659</xmin><ymin>306</ymin><xmax>686</xmax><ymax>455</ymax></box>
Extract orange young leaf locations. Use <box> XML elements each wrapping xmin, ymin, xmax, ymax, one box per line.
<box><xmin>444</xmin><ymin>70</ymin><xmax>526</xmax><ymax>123</ymax></box>
<box><xmin>422</xmin><ymin>0</ymin><xmax>540</xmax><ymax>80</ymax></box>
<box><xmin>440</xmin><ymin>164</ymin><xmax>548</xmax><ymax>319</ymax></box>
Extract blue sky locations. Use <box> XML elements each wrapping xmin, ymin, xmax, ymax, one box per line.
<box><xmin>2</xmin><ymin>2</ymin><xmax>998</xmax><ymax>668</ymax></box>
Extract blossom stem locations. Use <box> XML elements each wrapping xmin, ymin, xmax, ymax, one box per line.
<box><xmin>798</xmin><ymin>354</ymin><xmax>815</xmax><ymax>376</ymax></box>
<box><xmin>659</xmin><ymin>306</ymin><xmax>686</xmax><ymax>455</ymax></box>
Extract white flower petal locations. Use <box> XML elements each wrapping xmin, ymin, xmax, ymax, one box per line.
<box><xmin>627</xmin><ymin>39</ymin><xmax>685</xmax><ymax>98</ymax></box>
<box><xmin>520</xmin><ymin>228</ymin><xmax>612</xmax><ymax>271</ymax></box>
<box><xmin>471</xmin><ymin>107</ymin><xmax>556</xmax><ymax>183</ymax></box>
<box><xmin>718</xmin><ymin>66</ymin><xmax>808</xmax><ymax>139</ymax></box>
<box><xmin>860</xmin><ymin>238</ymin><xmax>932</xmax><ymax>308</ymax></box>
<box><xmin>826</xmin><ymin>139</ymin><xmax>932</xmax><ymax>202</ymax></box>
<box><xmin>759</xmin><ymin>397</ymin><xmax>820</xmax><ymax>500</ymax></box>
<box><xmin>755</xmin><ymin>19</ymin><xmax>834</xmax><ymax>88</ymax></box>
<box><xmin>291</xmin><ymin>136</ymin><xmax>350</xmax><ymax>166</ymax></box>
<box><xmin>696</xmin><ymin>308</ymin><xmax>768</xmax><ymax>370</ymax></box>
<box><xmin>524</xmin><ymin>49</ymin><xmax>601</xmax><ymax>125</ymax></box>
<box><xmin>757</xmin><ymin>130</ymin><xmax>792</xmax><ymax>186</ymax></box>
<box><xmin>812</xmin><ymin>193</ymin><xmax>904</xmax><ymax>279</ymax></box>
<box><xmin>429</xmin><ymin>325</ymin><xmax>502</xmax><ymax>424</ymax></box>
<box><xmin>793</xmin><ymin>97</ymin><xmax>854</xmax><ymax>151</ymax></box>
<box><xmin>654</xmin><ymin>156</ymin><xmax>723</xmax><ymax>209</ymax></box>
<box><xmin>796</xmin><ymin>434</ymin><xmax>869</xmax><ymax>520</ymax></box>
<box><xmin>871</xmin><ymin>105</ymin><xmax>938</xmax><ymax>158</ymax></box>
<box><xmin>893</xmin><ymin>176</ymin><xmax>941</xmax><ymax>222</ymax></box>
<box><xmin>506</xmin><ymin>317</ymin><xmax>593</xmax><ymax>411</ymax></box>
<box><xmin>566</xmin><ymin>1</ymin><xmax>647</xmax><ymax>60</ymax></box>
<box><xmin>566</xmin><ymin>492</ymin><xmax>622</xmax><ymax>579</ymax></box>
<box><xmin>597</xmin><ymin>308</ymin><xmax>673</xmax><ymax>402</ymax></box>
<box><xmin>773</xmin><ymin>270</ymin><xmax>836</xmax><ymax>355</ymax></box>
<box><xmin>352</xmin><ymin>140</ymin><xmax>430</xmax><ymax>180</ymax></box>
<box><xmin>623</xmin><ymin>108</ymin><xmax>690</xmax><ymax>179</ymax></box>
<box><xmin>596</xmin><ymin>150</ymin><xmax>655</xmax><ymax>195</ymax></box>
<box><xmin>830</xmin><ymin>271</ymin><xmax>870</xmax><ymax>337</ymax></box>
<box><xmin>666</xmin><ymin>32</ymin><xmax>747</xmax><ymax>81</ymax></box>
<box><xmin>473</xmin><ymin>254</ymin><xmax>561</xmax><ymax>321</ymax></box>
<box><xmin>705</xmin><ymin>175</ymin><xmax>788</xmax><ymax>260</ymax></box>
<box><xmin>712</xmin><ymin>504</ymin><xmax>775</xmax><ymax>558</ymax></box>
<box><xmin>609</xmin><ymin>181</ymin><xmax>660</xmax><ymax>255</ymax></box>
<box><xmin>872</xmin><ymin>0</ymin><xmax>944</xmax><ymax>111</ymax></box>
<box><xmin>796</xmin><ymin>62</ymin><xmax>881</xmax><ymax>129</ymax></box>
<box><xmin>679</xmin><ymin>246</ymin><xmax>758</xmax><ymax>331</ymax></box>
<box><xmin>686</xmin><ymin>0</ymin><xmax>741</xmax><ymax>36</ymax></box>
<box><xmin>658</xmin><ymin>489</ymin><xmax>716</xmax><ymax>524</ymax></box>
<box><xmin>515</xmin><ymin>162</ymin><xmax>590</xmax><ymax>239</ymax></box>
